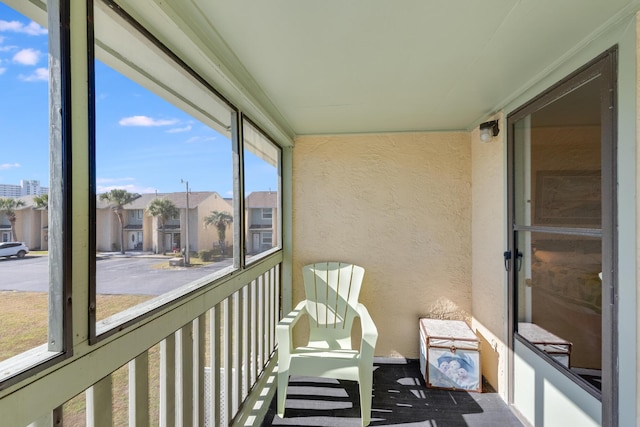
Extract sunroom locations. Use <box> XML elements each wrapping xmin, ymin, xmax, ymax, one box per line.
<box><xmin>0</xmin><ymin>1</ymin><xmax>638</xmax><ymax>426</ymax></box>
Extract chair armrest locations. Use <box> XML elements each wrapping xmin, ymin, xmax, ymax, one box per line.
<box><xmin>356</xmin><ymin>303</ymin><xmax>378</xmax><ymax>363</ymax></box>
<box><xmin>276</xmin><ymin>300</ymin><xmax>307</xmax><ymax>356</ymax></box>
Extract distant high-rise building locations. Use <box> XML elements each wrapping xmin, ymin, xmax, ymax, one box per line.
<box><xmin>0</xmin><ymin>180</ymin><xmax>49</xmax><ymax>197</ymax></box>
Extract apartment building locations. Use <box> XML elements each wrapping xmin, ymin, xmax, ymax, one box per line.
<box><xmin>6</xmin><ymin>191</ymin><xmax>275</xmax><ymax>255</ymax></box>
<box><xmin>0</xmin><ymin>180</ymin><xmax>48</xmax><ymax>197</ymax></box>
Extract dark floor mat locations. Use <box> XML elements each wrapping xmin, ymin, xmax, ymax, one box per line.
<box><xmin>262</xmin><ymin>358</ymin><xmax>523</xmax><ymax>426</ymax></box>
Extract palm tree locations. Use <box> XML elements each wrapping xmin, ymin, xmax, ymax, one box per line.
<box><xmin>33</xmin><ymin>194</ymin><xmax>49</xmax><ymax>249</ymax></box>
<box><xmin>99</xmin><ymin>189</ymin><xmax>139</xmax><ymax>254</ymax></box>
<box><xmin>33</xmin><ymin>194</ymin><xmax>49</xmax><ymax>210</ymax></box>
<box><xmin>203</xmin><ymin>210</ymin><xmax>233</xmax><ymax>256</ymax></box>
<box><xmin>147</xmin><ymin>198</ymin><xmax>179</xmax><ymax>255</ymax></box>
<box><xmin>0</xmin><ymin>197</ymin><xmax>26</xmax><ymax>242</ymax></box>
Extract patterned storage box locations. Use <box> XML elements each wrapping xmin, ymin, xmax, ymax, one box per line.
<box><xmin>419</xmin><ymin>318</ymin><xmax>481</xmax><ymax>392</ymax></box>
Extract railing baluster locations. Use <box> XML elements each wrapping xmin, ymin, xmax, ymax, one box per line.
<box><xmin>128</xmin><ymin>351</ymin><xmax>149</xmax><ymax>426</ymax></box>
<box><xmin>223</xmin><ymin>296</ymin><xmax>233</xmax><ymax>425</ymax></box>
<box><xmin>233</xmin><ymin>290</ymin><xmax>243</xmax><ymax>415</ymax></box>
<box><xmin>263</xmin><ymin>272</ymin><xmax>268</xmax><ymax>355</ymax></box>
<box><xmin>250</xmin><ymin>279</ymin><xmax>258</xmax><ymax>384</ymax></box>
<box><xmin>178</xmin><ymin>324</ymin><xmax>194</xmax><ymax>427</ymax></box>
<box><xmin>260</xmin><ymin>274</ymin><xmax>269</xmax><ymax>369</ymax></box>
<box><xmin>210</xmin><ymin>303</ymin><xmax>222</xmax><ymax>427</ymax></box>
<box><xmin>258</xmin><ymin>274</ymin><xmax>265</xmax><ymax>369</ymax></box>
<box><xmin>195</xmin><ymin>315</ymin><xmax>206</xmax><ymax>427</ymax></box>
<box><xmin>262</xmin><ymin>271</ymin><xmax>271</xmax><ymax>356</ymax></box>
<box><xmin>265</xmin><ymin>272</ymin><xmax>271</xmax><ymax>356</ymax></box>
<box><xmin>86</xmin><ymin>375</ymin><xmax>113</xmax><ymax>427</ymax></box>
<box><xmin>269</xmin><ymin>268</ymin><xmax>275</xmax><ymax>353</ymax></box>
<box><xmin>160</xmin><ymin>335</ymin><xmax>176</xmax><ymax>427</ymax></box>
<box><xmin>242</xmin><ymin>284</ymin><xmax>251</xmax><ymax>398</ymax></box>
<box><xmin>276</xmin><ymin>264</ymin><xmax>281</xmax><ymax>336</ymax></box>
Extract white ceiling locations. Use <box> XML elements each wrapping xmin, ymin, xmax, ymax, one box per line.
<box><xmin>129</xmin><ymin>0</ymin><xmax>640</xmax><ymax>137</ymax></box>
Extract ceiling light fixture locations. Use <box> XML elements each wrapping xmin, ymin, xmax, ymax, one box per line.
<box><xmin>479</xmin><ymin>120</ymin><xmax>500</xmax><ymax>142</ymax></box>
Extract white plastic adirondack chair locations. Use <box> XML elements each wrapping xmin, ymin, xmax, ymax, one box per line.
<box><xmin>276</xmin><ymin>261</ymin><xmax>378</xmax><ymax>426</ymax></box>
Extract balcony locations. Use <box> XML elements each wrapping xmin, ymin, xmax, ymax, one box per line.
<box><xmin>1</xmin><ymin>254</ymin><xmax>522</xmax><ymax>427</ymax></box>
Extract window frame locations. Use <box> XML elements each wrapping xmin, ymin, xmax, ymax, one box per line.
<box><xmin>242</xmin><ymin>116</ymin><xmax>283</xmax><ymax>266</ymax></box>
<box><xmin>0</xmin><ymin>0</ymin><xmax>73</xmax><ymax>389</ymax></box>
<box><xmin>88</xmin><ymin>0</ymin><xmax>283</xmax><ymax>343</ymax></box>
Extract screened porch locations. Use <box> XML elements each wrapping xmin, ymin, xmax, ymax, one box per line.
<box><xmin>1</xmin><ymin>1</ymin><xmax>639</xmax><ymax>427</ymax></box>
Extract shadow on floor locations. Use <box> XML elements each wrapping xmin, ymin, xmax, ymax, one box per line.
<box><xmin>261</xmin><ymin>359</ymin><xmax>523</xmax><ymax>426</ymax></box>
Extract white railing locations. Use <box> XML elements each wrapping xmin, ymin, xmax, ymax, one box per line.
<box><xmin>15</xmin><ymin>256</ymin><xmax>281</xmax><ymax>427</ymax></box>
<box><xmin>93</xmin><ymin>263</ymin><xmax>280</xmax><ymax>426</ymax></box>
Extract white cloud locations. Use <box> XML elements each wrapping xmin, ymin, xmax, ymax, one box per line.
<box><xmin>119</xmin><ymin>115</ymin><xmax>179</xmax><ymax>127</ymax></box>
<box><xmin>13</xmin><ymin>48</ymin><xmax>40</xmax><ymax>65</ymax></box>
<box><xmin>0</xmin><ymin>20</ymin><xmax>24</xmax><ymax>32</ymax></box>
<box><xmin>0</xmin><ymin>20</ymin><xmax>47</xmax><ymax>36</ymax></box>
<box><xmin>97</xmin><ymin>177</ymin><xmax>158</xmax><ymax>195</ymax></box>
<box><xmin>19</xmin><ymin>67</ymin><xmax>48</xmax><ymax>82</ymax></box>
<box><xmin>0</xmin><ymin>67</ymin><xmax>6</xmax><ymax>75</ymax></box>
<box><xmin>97</xmin><ymin>182</ymin><xmax>157</xmax><ymax>195</ymax></box>
<box><xmin>23</xmin><ymin>21</ymin><xmax>47</xmax><ymax>36</ymax></box>
<box><xmin>166</xmin><ymin>125</ymin><xmax>192</xmax><ymax>133</ymax></box>
<box><xmin>0</xmin><ymin>163</ymin><xmax>21</xmax><ymax>170</ymax></box>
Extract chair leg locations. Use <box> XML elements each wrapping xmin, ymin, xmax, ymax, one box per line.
<box><xmin>358</xmin><ymin>368</ymin><xmax>373</xmax><ymax>426</ymax></box>
<box><xmin>277</xmin><ymin>370</ymin><xmax>289</xmax><ymax>418</ymax></box>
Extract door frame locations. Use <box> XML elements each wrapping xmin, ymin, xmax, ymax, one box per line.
<box><xmin>506</xmin><ymin>48</ymin><xmax>617</xmax><ymax>426</ymax></box>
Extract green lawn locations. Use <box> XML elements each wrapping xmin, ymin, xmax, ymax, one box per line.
<box><xmin>0</xmin><ymin>291</ymin><xmax>161</xmax><ymax>426</ymax></box>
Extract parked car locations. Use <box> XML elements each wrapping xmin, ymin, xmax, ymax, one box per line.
<box><xmin>0</xmin><ymin>242</ymin><xmax>29</xmax><ymax>258</ymax></box>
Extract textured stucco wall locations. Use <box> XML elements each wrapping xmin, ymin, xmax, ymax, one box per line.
<box><xmin>292</xmin><ymin>132</ymin><xmax>471</xmax><ymax>357</ymax></box>
<box><xmin>470</xmin><ymin>114</ymin><xmax>508</xmax><ymax>395</ymax></box>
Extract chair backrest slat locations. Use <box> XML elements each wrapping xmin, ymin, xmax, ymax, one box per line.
<box><xmin>303</xmin><ymin>262</ymin><xmax>364</xmax><ymax>331</ymax></box>
<box><xmin>326</xmin><ymin>263</ymin><xmax>339</xmax><ymax>327</ymax></box>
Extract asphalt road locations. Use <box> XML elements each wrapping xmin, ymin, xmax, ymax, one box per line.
<box><xmin>0</xmin><ymin>254</ymin><xmax>234</xmax><ymax>295</ymax></box>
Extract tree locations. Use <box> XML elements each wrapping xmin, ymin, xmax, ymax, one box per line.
<box><xmin>33</xmin><ymin>194</ymin><xmax>49</xmax><ymax>249</ymax></box>
<box><xmin>203</xmin><ymin>210</ymin><xmax>233</xmax><ymax>256</ymax></box>
<box><xmin>0</xmin><ymin>197</ymin><xmax>26</xmax><ymax>242</ymax></box>
<box><xmin>147</xmin><ymin>198</ymin><xmax>179</xmax><ymax>255</ymax></box>
<box><xmin>33</xmin><ymin>194</ymin><xmax>49</xmax><ymax>210</ymax></box>
<box><xmin>99</xmin><ymin>189</ymin><xmax>139</xmax><ymax>254</ymax></box>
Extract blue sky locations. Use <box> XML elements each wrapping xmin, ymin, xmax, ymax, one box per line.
<box><xmin>0</xmin><ymin>3</ymin><xmax>277</xmax><ymax>197</ymax></box>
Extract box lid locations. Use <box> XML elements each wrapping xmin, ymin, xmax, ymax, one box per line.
<box><xmin>420</xmin><ymin>318</ymin><xmax>477</xmax><ymax>339</ymax></box>
<box><xmin>420</xmin><ymin>318</ymin><xmax>479</xmax><ymax>350</ymax></box>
